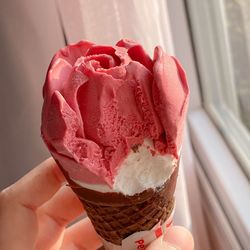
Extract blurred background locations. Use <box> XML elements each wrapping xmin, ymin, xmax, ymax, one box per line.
<box><xmin>1</xmin><ymin>0</ymin><xmax>250</xmax><ymax>249</ymax></box>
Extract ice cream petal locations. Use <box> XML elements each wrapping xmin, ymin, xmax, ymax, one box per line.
<box><xmin>86</xmin><ymin>45</ymin><xmax>121</xmax><ymax>66</ymax></box>
<box><xmin>43</xmin><ymin>91</ymin><xmax>107</xmax><ymax>182</ymax></box>
<box><xmin>116</xmin><ymin>38</ymin><xmax>153</xmax><ymax>71</ymax></box>
<box><xmin>52</xmin><ymin>152</ymin><xmax>106</xmax><ymax>184</ymax></box>
<box><xmin>152</xmin><ymin>46</ymin><xmax>189</xmax><ymax>157</ymax></box>
<box><xmin>53</xmin><ymin>40</ymin><xmax>95</xmax><ymax>66</ymax></box>
<box><xmin>125</xmin><ymin>61</ymin><xmax>163</xmax><ymax>139</ymax></box>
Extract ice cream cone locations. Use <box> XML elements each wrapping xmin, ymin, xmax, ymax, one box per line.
<box><xmin>41</xmin><ymin>39</ymin><xmax>189</xmax><ymax>249</ymax></box>
<box><xmin>56</xmin><ymin>160</ymin><xmax>179</xmax><ymax>247</ymax></box>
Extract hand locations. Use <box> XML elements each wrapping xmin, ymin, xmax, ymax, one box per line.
<box><xmin>0</xmin><ymin>158</ymin><xmax>194</xmax><ymax>250</ymax></box>
<box><xmin>0</xmin><ymin>158</ymin><xmax>102</xmax><ymax>250</ymax></box>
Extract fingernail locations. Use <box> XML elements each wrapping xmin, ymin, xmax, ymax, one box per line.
<box><xmin>163</xmin><ymin>226</ymin><xmax>194</xmax><ymax>250</ymax></box>
<box><xmin>161</xmin><ymin>240</ymin><xmax>180</xmax><ymax>250</ymax></box>
<box><xmin>147</xmin><ymin>236</ymin><xmax>180</xmax><ymax>250</ymax></box>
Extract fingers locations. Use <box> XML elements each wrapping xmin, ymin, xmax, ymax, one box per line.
<box><xmin>147</xmin><ymin>226</ymin><xmax>194</xmax><ymax>250</ymax></box>
<box><xmin>0</xmin><ymin>158</ymin><xmax>65</xmax><ymax>250</ymax></box>
<box><xmin>2</xmin><ymin>158</ymin><xmax>65</xmax><ymax>209</ymax></box>
<box><xmin>60</xmin><ymin>217</ymin><xmax>102</xmax><ymax>250</ymax></box>
<box><xmin>35</xmin><ymin>185</ymin><xmax>84</xmax><ymax>250</ymax></box>
<box><xmin>0</xmin><ymin>194</ymin><xmax>38</xmax><ymax>250</ymax></box>
<box><xmin>38</xmin><ymin>185</ymin><xmax>84</xmax><ymax>226</ymax></box>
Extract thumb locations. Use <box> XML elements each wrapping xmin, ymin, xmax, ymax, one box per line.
<box><xmin>146</xmin><ymin>226</ymin><xmax>194</xmax><ymax>250</ymax></box>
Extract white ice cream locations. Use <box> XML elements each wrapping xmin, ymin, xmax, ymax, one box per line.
<box><xmin>73</xmin><ymin>139</ymin><xmax>177</xmax><ymax>196</ymax></box>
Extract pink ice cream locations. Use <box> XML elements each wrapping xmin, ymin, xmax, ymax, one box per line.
<box><xmin>41</xmin><ymin>39</ymin><xmax>189</xmax><ymax>187</ymax></box>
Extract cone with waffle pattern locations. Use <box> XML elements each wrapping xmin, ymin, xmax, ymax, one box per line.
<box><xmin>57</xmin><ymin>160</ymin><xmax>179</xmax><ymax>246</ymax></box>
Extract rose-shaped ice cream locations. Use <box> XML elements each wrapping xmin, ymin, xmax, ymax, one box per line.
<box><xmin>41</xmin><ymin>39</ymin><xmax>189</xmax><ymax>195</ymax></box>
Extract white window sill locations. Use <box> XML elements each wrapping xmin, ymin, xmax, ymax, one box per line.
<box><xmin>188</xmin><ymin>108</ymin><xmax>250</xmax><ymax>249</ymax></box>
<box><xmin>195</xmin><ymin>156</ymin><xmax>242</xmax><ymax>250</ymax></box>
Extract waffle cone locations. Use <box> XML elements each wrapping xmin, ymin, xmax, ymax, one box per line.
<box><xmin>56</xmin><ymin>161</ymin><xmax>179</xmax><ymax>245</ymax></box>
<box><xmin>82</xmin><ymin>189</ymin><xmax>175</xmax><ymax>246</ymax></box>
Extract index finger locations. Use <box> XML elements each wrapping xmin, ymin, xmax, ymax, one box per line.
<box><xmin>2</xmin><ymin>157</ymin><xmax>65</xmax><ymax>209</ymax></box>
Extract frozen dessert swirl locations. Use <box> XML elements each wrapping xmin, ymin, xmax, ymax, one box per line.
<box><xmin>41</xmin><ymin>39</ymin><xmax>189</xmax><ymax>195</ymax></box>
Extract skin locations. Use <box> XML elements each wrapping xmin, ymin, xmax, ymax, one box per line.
<box><xmin>0</xmin><ymin>158</ymin><xmax>194</xmax><ymax>250</ymax></box>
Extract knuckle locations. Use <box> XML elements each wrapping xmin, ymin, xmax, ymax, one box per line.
<box><xmin>0</xmin><ymin>186</ymin><xmax>13</xmax><ymax>204</ymax></box>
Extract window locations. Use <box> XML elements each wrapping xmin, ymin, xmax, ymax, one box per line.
<box><xmin>186</xmin><ymin>0</ymin><xmax>250</xmax><ymax>178</ymax></box>
<box><xmin>175</xmin><ymin>0</ymin><xmax>250</xmax><ymax>249</ymax></box>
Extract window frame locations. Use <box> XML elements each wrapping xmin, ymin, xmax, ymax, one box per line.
<box><xmin>185</xmin><ymin>0</ymin><xmax>250</xmax><ymax>178</ymax></box>
<box><xmin>188</xmin><ymin>109</ymin><xmax>250</xmax><ymax>249</ymax></box>
<box><xmin>168</xmin><ymin>0</ymin><xmax>250</xmax><ymax>249</ymax></box>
